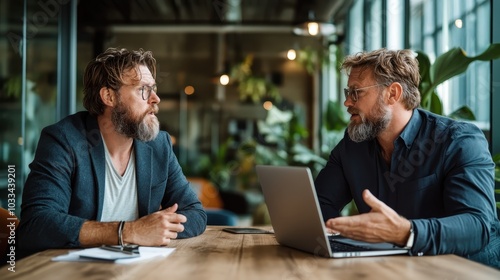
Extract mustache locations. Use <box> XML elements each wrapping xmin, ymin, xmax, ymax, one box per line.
<box><xmin>147</xmin><ymin>104</ymin><xmax>159</xmax><ymax>115</ymax></box>
<box><xmin>347</xmin><ymin>107</ymin><xmax>359</xmax><ymax>115</ymax></box>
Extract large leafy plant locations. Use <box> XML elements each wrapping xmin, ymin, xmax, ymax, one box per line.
<box><xmin>416</xmin><ymin>44</ymin><xmax>500</xmax><ymax>118</ymax></box>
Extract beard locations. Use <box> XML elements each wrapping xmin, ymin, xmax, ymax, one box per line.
<box><xmin>347</xmin><ymin>97</ymin><xmax>391</xmax><ymax>143</ymax></box>
<box><xmin>111</xmin><ymin>100</ymin><xmax>159</xmax><ymax>142</ymax></box>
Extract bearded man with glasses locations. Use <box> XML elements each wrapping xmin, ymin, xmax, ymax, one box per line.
<box><xmin>18</xmin><ymin>48</ymin><xmax>207</xmax><ymax>259</ymax></box>
<box><xmin>315</xmin><ymin>48</ymin><xmax>500</xmax><ymax>269</ymax></box>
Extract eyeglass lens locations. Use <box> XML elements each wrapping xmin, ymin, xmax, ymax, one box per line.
<box><xmin>141</xmin><ymin>85</ymin><xmax>157</xmax><ymax>100</ymax></box>
<box><xmin>343</xmin><ymin>88</ymin><xmax>358</xmax><ymax>102</ymax></box>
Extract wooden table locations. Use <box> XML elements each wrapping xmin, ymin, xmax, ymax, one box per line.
<box><xmin>3</xmin><ymin>226</ymin><xmax>500</xmax><ymax>279</ymax></box>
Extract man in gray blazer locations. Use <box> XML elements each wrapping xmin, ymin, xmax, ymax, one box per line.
<box><xmin>18</xmin><ymin>48</ymin><xmax>207</xmax><ymax>258</ymax></box>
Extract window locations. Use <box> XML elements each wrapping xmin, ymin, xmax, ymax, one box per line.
<box><xmin>409</xmin><ymin>0</ymin><xmax>491</xmax><ymax>129</ymax></box>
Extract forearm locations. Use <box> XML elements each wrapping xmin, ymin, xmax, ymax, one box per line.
<box><xmin>17</xmin><ymin>208</ymin><xmax>85</xmax><ymax>257</ymax></box>
<box><xmin>79</xmin><ymin>220</ymin><xmax>121</xmax><ymax>247</ymax></box>
<box><xmin>411</xmin><ymin>213</ymin><xmax>490</xmax><ymax>256</ymax></box>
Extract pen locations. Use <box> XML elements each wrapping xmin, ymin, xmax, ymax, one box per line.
<box><xmin>100</xmin><ymin>245</ymin><xmax>140</xmax><ymax>255</ymax></box>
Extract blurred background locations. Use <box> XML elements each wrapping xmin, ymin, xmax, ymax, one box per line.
<box><xmin>1</xmin><ymin>0</ymin><xmax>499</xmax><ymax>224</ymax></box>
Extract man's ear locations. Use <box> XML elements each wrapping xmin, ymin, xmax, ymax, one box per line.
<box><xmin>387</xmin><ymin>82</ymin><xmax>403</xmax><ymax>105</ymax></box>
<box><xmin>100</xmin><ymin>87</ymin><xmax>115</xmax><ymax>107</ymax></box>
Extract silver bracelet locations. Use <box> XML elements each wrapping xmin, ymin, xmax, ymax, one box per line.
<box><xmin>118</xmin><ymin>221</ymin><xmax>125</xmax><ymax>247</ymax></box>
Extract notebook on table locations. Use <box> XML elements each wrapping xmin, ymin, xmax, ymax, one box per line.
<box><xmin>255</xmin><ymin>165</ymin><xmax>409</xmax><ymax>258</ymax></box>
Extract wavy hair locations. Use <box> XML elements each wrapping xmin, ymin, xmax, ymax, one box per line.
<box><xmin>83</xmin><ymin>48</ymin><xmax>157</xmax><ymax>116</ymax></box>
<box><xmin>341</xmin><ymin>48</ymin><xmax>421</xmax><ymax>110</ymax></box>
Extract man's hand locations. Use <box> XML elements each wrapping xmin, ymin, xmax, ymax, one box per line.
<box><xmin>325</xmin><ymin>189</ymin><xmax>411</xmax><ymax>246</ymax></box>
<box><xmin>124</xmin><ymin>203</ymin><xmax>187</xmax><ymax>246</ymax></box>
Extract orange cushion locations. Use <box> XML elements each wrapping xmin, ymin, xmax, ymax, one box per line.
<box><xmin>188</xmin><ymin>177</ymin><xmax>224</xmax><ymax>209</ymax></box>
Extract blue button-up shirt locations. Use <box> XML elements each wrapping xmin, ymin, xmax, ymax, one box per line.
<box><xmin>315</xmin><ymin>108</ymin><xmax>499</xmax><ymax>260</ymax></box>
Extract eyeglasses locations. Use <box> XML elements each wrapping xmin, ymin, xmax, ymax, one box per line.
<box><xmin>139</xmin><ymin>85</ymin><xmax>157</xmax><ymax>100</ymax></box>
<box><xmin>343</xmin><ymin>84</ymin><xmax>387</xmax><ymax>102</ymax></box>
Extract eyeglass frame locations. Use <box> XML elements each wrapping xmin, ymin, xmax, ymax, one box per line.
<box><xmin>139</xmin><ymin>84</ymin><xmax>158</xmax><ymax>100</ymax></box>
<box><xmin>343</xmin><ymin>83</ymin><xmax>389</xmax><ymax>102</ymax></box>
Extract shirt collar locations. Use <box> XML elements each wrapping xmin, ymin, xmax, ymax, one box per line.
<box><xmin>398</xmin><ymin>109</ymin><xmax>422</xmax><ymax>149</ymax></box>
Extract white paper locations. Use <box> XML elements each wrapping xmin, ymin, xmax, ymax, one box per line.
<box><xmin>52</xmin><ymin>246</ymin><xmax>175</xmax><ymax>264</ymax></box>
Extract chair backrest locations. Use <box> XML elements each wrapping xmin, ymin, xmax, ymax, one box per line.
<box><xmin>0</xmin><ymin>207</ymin><xmax>19</xmax><ymax>262</ymax></box>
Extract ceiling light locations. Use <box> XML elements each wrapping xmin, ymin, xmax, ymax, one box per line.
<box><xmin>293</xmin><ymin>21</ymin><xmax>335</xmax><ymax>36</ymax></box>
<box><xmin>219</xmin><ymin>74</ymin><xmax>230</xmax><ymax>86</ymax></box>
<box><xmin>293</xmin><ymin>10</ymin><xmax>336</xmax><ymax>37</ymax></box>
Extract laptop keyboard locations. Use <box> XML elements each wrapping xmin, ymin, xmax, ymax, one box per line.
<box><xmin>329</xmin><ymin>239</ymin><xmax>371</xmax><ymax>252</ymax></box>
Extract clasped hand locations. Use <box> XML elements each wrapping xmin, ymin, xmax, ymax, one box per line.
<box><xmin>125</xmin><ymin>203</ymin><xmax>186</xmax><ymax>246</ymax></box>
<box><xmin>325</xmin><ymin>189</ymin><xmax>411</xmax><ymax>246</ymax></box>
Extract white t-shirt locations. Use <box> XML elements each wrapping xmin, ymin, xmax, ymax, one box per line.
<box><xmin>100</xmin><ymin>143</ymin><xmax>139</xmax><ymax>222</ymax></box>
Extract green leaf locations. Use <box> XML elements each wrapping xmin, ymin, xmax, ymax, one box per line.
<box><xmin>430</xmin><ymin>48</ymin><xmax>470</xmax><ymax>88</ymax></box>
<box><xmin>472</xmin><ymin>44</ymin><xmax>500</xmax><ymax>60</ymax></box>
<box><xmin>447</xmin><ymin>106</ymin><xmax>476</xmax><ymax>120</ymax></box>
<box><xmin>416</xmin><ymin>51</ymin><xmax>431</xmax><ymax>84</ymax></box>
<box><xmin>427</xmin><ymin>44</ymin><xmax>500</xmax><ymax>98</ymax></box>
<box><xmin>428</xmin><ymin>92</ymin><xmax>443</xmax><ymax>115</ymax></box>
<box><xmin>416</xmin><ymin>51</ymin><xmax>432</xmax><ymax>107</ymax></box>
<box><xmin>324</xmin><ymin>100</ymin><xmax>348</xmax><ymax>131</ymax></box>
<box><xmin>493</xmin><ymin>153</ymin><xmax>500</xmax><ymax>163</ymax></box>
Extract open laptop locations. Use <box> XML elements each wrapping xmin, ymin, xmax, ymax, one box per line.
<box><xmin>255</xmin><ymin>165</ymin><xmax>409</xmax><ymax>258</ymax></box>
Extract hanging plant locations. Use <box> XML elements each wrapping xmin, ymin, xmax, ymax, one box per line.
<box><xmin>296</xmin><ymin>46</ymin><xmax>331</xmax><ymax>75</ymax></box>
<box><xmin>230</xmin><ymin>54</ymin><xmax>281</xmax><ymax>103</ymax></box>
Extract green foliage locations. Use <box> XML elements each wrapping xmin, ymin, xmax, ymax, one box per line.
<box><xmin>416</xmin><ymin>44</ymin><xmax>500</xmax><ymax>117</ymax></box>
<box><xmin>294</xmin><ymin>46</ymin><xmax>332</xmax><ymax>75</ymax></box>
<box><xmin>230</xmin><ymin>54</ymin><xmax>281</xmax><ymax>103</ymax></box>
<box><xmin>494</xmin><ymin>154</ymin><xmax>500</xmax><ymax>183</ymax></box>
<box><xmin>1</xmin><ymin>75</ymin><xmax>22</xmax><ymax>101</ymax></box>
<box><xmin>494</xmin><ymin>154</ymin><xmax>500</xmax><ymax>209</ymax></box>
<box><xmin>324</xmin><ymin>100</ymin><xmax>348</xmax><ymax>131</ymax></box>
<box><xmin>253</xmin><ymin>107</ymin><xmax>327</xmax><ymax>176</ymax></box>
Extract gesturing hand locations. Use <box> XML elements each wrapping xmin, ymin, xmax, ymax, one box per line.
<box><xmin>124</xmin><ymin>203</ymin><xmax>187</xmax><ymax>246</ymax></box>
<box><xmin>325</xmin><ymin>189</ymin><xmax>411</xmax><ymax>246</ymax></box>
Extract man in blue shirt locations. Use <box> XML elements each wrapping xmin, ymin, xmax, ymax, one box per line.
<box><xmin>315</xmin><ymin>48</ymin><xmax>499</xmax><ymax>268</ymax></box>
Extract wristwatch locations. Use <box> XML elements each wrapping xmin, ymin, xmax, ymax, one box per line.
<box><xmin>404</xmin><ymin>222</ymin><xmax>415</xmax><ymax>249</ymax></box>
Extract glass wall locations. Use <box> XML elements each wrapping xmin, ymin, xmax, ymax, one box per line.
<box><xmin>0</xmin><ymin>1</ymin><xmax>24</xmax><ymax>213</ymax></box>
<box><xmin>409</xmin><ymin>0</ymin><xmax>491</xmax><ymax>130</ymax></box>
<box><xmin>0</xmin><ymin>0</ymin><xmax>59</xmax><ymax>215</ymax></box>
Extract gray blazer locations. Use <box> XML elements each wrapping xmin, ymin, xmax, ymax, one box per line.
<box><xmin>18</xmin><ymin>111</ymin><xmax>206</xmax><ymax>258</ymax></box>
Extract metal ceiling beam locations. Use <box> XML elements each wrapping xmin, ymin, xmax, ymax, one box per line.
<box><xmin>109</xmin><ymin>24</ymin><xmax>295</xmax><ymax>33</ymax></box>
